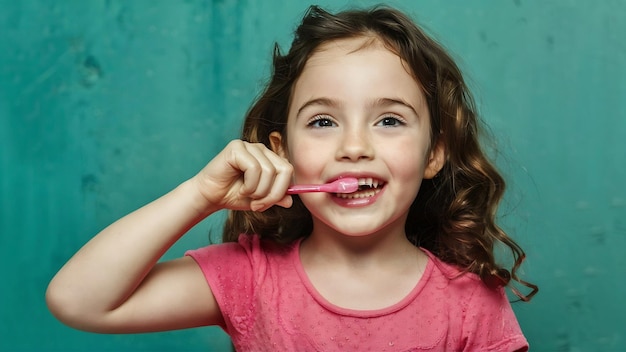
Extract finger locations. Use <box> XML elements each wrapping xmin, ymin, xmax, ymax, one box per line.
<box><xmin>251</xmin><ymin>147</ymin><xmax>294</xmax><ymax>211</ymax></box>
<box><xmin>242</xmin><ymin>143</ymin><xmax>277</xmax><ymax>200</ymax></box>
<box><xmin>275</xmin><ymin>195</ymin><xmax>294</xmax><ymax>209</ymax></box>
<box><xmin>229</xmin><ymin>142</ymin><xmax>264</xmax><ymax>197</ymax></box>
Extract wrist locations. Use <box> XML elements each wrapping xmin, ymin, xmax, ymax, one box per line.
<box><xmin>180</xmin><ymin>178</ymin><xmax>221</xmax><ymax>218</ymax></box>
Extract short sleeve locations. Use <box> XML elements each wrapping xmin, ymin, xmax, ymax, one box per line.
<box><xmin>185</xmin><ymin>235</ymin><xmax>266</xmax><ymax>338</ymax></box>
<box><xmin>461</xmin><ymin>285</ymin><xmax>529</xmax><ymax>352</ymax></box>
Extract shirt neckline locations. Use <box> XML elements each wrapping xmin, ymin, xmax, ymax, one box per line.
<box><xmin>291</xmin><ymin>238</ymin><xmax>435</xmax><ymax>318</ymax></box>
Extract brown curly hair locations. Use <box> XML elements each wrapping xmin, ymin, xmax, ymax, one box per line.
<box><xmin>223</xmin><ymin>5</ymin><xmax>537</xmax><ymax>301</ymax></box>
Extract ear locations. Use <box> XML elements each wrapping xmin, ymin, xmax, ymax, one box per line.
<box><xmin>269</xmin><ymin>131</ymin><xmax>287</xmax><ymax>158</ymax></box>
<box><xmin>423</xmin><ymin>138</ymin><xmax>446</xmax><ymax>179</ymax></box>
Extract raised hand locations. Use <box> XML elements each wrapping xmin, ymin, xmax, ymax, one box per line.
<box><xmin>192</xmin><ymin>140</ymin><xmax>294</xmax><ymax>212</ymax></box>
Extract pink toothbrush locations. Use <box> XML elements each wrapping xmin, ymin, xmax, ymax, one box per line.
<box><xmin>287</xmin><ymin>177</ymin><xmax>359</xmax><ymax>195</ymax></box>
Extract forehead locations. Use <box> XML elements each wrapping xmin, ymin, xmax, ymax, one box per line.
<box><xmin>290</xmin><ymin>36</ymin><xmax>424</xmax><ymax>108</ymax></box>
<box><xmin>306</xmin><ymin>36</ymin><xmax>403</xmax><ymax>69</ymax></box>
<box><xmin>292</xmin><ymin>36</ymin><xmax>421</xmax><ymax>93</ymax></box>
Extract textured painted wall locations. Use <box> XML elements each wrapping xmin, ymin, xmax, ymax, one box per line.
<box><xmin>1</xmin><ymin>0</ymin><xmax>624</xmax><ymax>351</ymax></box>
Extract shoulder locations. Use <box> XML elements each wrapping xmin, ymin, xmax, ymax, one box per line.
<box><xmin>186</xmin><ymin>235</ymin><xmax>291</xmax><ymax>268</ymax></box>
<box><xmin>422</xmin><ymin>249</ymin><xmax>486</xmax><ymax>296</ymax></box>
<box><xmin>422</xmin><ymin>249</ymin><xmax>515</xmax><ymax>316</ymax></box>
<box><xmin>185</xmin><ymin>235</ymin><xmax>298</xmax><ymax>334</ymax></box>
<box><xmin>185</xmin><ymin>234</ymin><xmax>299</xmax><ymax>296</ymax></box>
<box><xmin>422</xmin><ymin>250</ymin><xmax>528</xmax><ymax>351</ymax></box>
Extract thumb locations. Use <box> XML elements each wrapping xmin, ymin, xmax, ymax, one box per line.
<box><xmin>275</xmin><ymin>195</ymin><xmax>293</xmax><ymax>209</ymax></box>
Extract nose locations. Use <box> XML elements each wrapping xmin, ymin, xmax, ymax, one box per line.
<box><xmin>335</xmin><ymin>126</ymin><xmax>374</xmax><ymax>161</ymax></box>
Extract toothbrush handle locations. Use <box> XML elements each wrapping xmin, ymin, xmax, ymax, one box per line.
<box><xmin>286</xmin><ymin>184</ymin><xmax>323</xmax><ymax>194</ymax></box>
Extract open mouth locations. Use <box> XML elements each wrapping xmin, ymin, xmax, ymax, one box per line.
<box><xmin>336</xmin><ymin>177</ymin><xmax>385</xmax><ymax>199</ymax></box>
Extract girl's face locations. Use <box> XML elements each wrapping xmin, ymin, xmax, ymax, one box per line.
<box><xmin>272</xmin><ymin>37</ymin><xmax>444</xmax><ymax>239</ymax></box>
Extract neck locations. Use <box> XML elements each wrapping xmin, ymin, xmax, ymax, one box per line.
<box><xmin>298</xmin><ymin>220</ymin><xmax>428</xmax><ymax>311</ymax></box>
<box><xmin>300</xmin><ymin>220</ymin><xmax>420</xmax><ymax>269</ymax></box>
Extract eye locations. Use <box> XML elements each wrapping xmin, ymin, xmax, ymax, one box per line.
<box><xmin>307</xmin><ymin>115</ymin><xmax>337</xmax><ymax>128</ymax></box>
<box><xmin>376</xmin><ymin>116</ymin><xmax>405</xmax><ymax>127</ymax></box>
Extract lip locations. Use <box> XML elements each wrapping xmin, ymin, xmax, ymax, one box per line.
<box><xmin>327</xmin><ymin>172</ymin><xmax>387</xmax><ymax>208</ymax></box>
<box><xmin>327</xmin><ymin>172</ymin><xmax>387</xmax><ymax>184</ymax></box>
<box><xmin>331</xmin><ymin>184</ymin><xmax>386</xmax><ymax>207</ymax></box>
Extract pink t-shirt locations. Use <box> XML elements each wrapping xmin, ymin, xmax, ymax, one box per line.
<box><xmin>186</xmin><ymin>235</ymin><xmax>528</xmax><ymax>352</ymax></box>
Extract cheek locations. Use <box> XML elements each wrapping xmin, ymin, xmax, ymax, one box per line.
<box><xmin>391</xmin><ymin>154</ymin><xmax>426</xmax><ymax>190</ymax></box>
<box><xmin>287</xmin><ymin>139</ymin><xmax>327</xmax><ymax>182</ymax></box>
<box><xmin>384</xmin><ymin>137</ymin><xmax>429</xmax><ymax>173</ymax></box>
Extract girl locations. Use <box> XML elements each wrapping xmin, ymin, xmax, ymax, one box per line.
<box><xmin>47</xmin><ymin>5</ymin><xmax>537</xmax><ymax>351</ymax></box>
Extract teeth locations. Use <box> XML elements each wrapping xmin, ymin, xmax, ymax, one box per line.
<box><xmin>356</xmin><ymin>177</ymin><xmax>384</xmax><ymax>189</ymax></box>
<box><xmin>337</xmin><ymin>177</ymin><xmax>385</xmax><ymax>198</ymax></box>
<box><xmin>337</xmin><ymin>188</ymin><xmax>381</xmax><ymax>199</ymax></box>
<box><xmin>357</xmin><ymin>178</ymin><xmax>372</xmax><ymax>186</ymax></box>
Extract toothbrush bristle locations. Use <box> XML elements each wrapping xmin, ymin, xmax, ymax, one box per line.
<box><xmin>337</xmin><ymin>178</ymin><xmax>359</xmax><ymax>193</ymax></box>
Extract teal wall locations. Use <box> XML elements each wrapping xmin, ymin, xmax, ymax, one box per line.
<box><xmin>1</xmin><ymin>1</ymin><xmax>624</xmax><ymax>351</ymax></box>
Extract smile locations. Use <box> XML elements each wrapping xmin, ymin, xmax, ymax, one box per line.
<box><xmin>336</xmin><ymin>177</ymin><xmax>385</xmax><ymax>199</ymax></box>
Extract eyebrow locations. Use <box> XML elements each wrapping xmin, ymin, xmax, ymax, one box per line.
<box><xmin>296</xmin><ymin>97</ymin><xmax>420</xmax><ymax>118</ymax></box>
<box><xmin>372</xmin><ymin>97</ymin><xmax>419</xmax><ymax>117</ymax></box>
<box><xmin>296</xmin><ymin>98</ymin><xmax>341</xmax><ymax>118</ymax></box>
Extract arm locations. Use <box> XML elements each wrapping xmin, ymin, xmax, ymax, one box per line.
<box><xmin>45</xmin><ymin>140</ymin><xmax>293</xmax><ymax>333</ymax></box>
